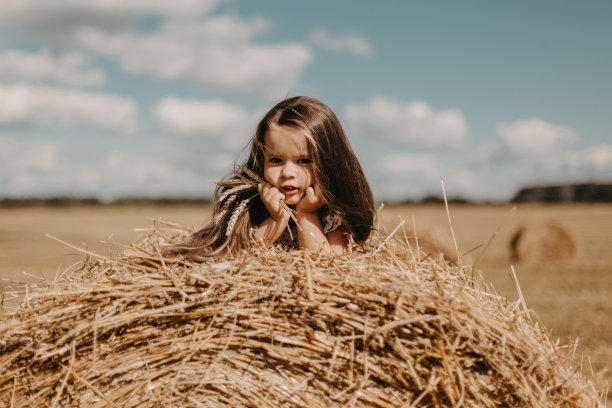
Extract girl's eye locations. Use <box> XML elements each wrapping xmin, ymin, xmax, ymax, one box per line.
<box><xmin>298</xmin><ymin>158</ymin><xmax>312</xmax><ymax>164</ymax></box>
<box><xmin>268</xmin><ymin>158</ymin><xmax>282</xmax><ymax>164</ymax></box>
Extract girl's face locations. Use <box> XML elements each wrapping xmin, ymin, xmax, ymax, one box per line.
<box><xmin>263</xmin><ymin>124</ymin><xmax>315</xmax><ymax>206</ymax></box>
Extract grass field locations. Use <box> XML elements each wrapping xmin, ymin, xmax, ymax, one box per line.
<box><xmin>1</xmin><ymin>203</ymin><xmax>610</xmax><ymax>396</ymax></box>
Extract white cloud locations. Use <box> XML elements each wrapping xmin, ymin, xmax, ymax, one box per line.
<box><xmin>103</xmin><ymin>150</ymin><xmax>203</xmax><ymax>194</ymax></box>
<box><xmin>2</xmin><ymin>1</ymin><xmax>312</xmax><ymax>99</ymax></box>
<box><xmin>585</xmin><ymin>144</ymin><xmax>612</xmax><ymax>170</ymax></box>
<box><xmin>0</xmin><ymin>0</ymin><xmax>223</xmax><ymax>27</ymax></box>
<box><xmin>0</xmin><ymin>137</ymin><xmax>60</xmax><ymax>195</ymax></box>
<box><xmin>366</xmin><ymin>153</ymin><xmax>478</xmax><ymax>200</ymax></box>
<box><xmin>71</xmin><ymin>16</ymin><xmax>311</xmax><ymax>98</ymax></box>
<box><xmin>443</xmin><ymin>169</ymin><xmax>478</xmax><ymax>197</ymax></box>
<box><xmin>0</xmin><ymin>136</ymin><xmax>214</xmax><ymax>199</ymax></box>
<box><xmin>374</xmin><ymin>153</ymin><xmax>441</xmax><ymax>200</ymax></box>
<box><xmin>158</xmin><ymin>14</ymin><xmax>270</xmax><ymax>44</ymax></box>
<box><xmin>0</xmin><ymin>137</ymin><xmax>58</xmax><ymax>173</ymax></box>
<box><xmin>464</xmin><ymin>130</ymin><xmax>612</xmax><ymax>200</ymax></box>
<box><xmin>155</xmin><ymin>98</ymin><xmax>247</xmax><ymax>134</ymax></box>
<box><xmin>309</xmin><ymin>28</ymin><xmax>374</xmax><ymax>57</ymax></box>
<box><xmin>345</xmin><ymin>97</ymin><xmax>468</xmax><ymax>147</ymax></box>
<box><xmin>0</xmin><ymin>49</ymin><xmax>105</xmax><ymax>87</ymax></box>
<box><xmin>498</xmin><ymin>118</ymin><xmax>576</xmax><ymax>156</ymax></box>
<box><xmin>382</xmin><ymin>153</ymin><xmax>441</xmax><ymax>176</ymax></box>
<box><xmin>0</xmin><ymin>83</ymin><xmax>137</xmax><ymax>132</ymax></box>
<box><xmin>207</xmin><ymin>153</ymin><xmax>237</xmax><ymax>173</ymax></box>
<box><xmin>154</xmin><ymin>97</ymin><xmax>260</xmax><ymax>148</ymax></box>
<box><xmin>566</xmin><ymin>144</ymin><xmax>612</xmax><ymax>177</ymax></box>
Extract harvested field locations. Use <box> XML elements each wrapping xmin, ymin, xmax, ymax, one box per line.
<box><xmin>0</xmin><ymin>221</ymin><xmax>606</xmax><ymax>407</ymax></box>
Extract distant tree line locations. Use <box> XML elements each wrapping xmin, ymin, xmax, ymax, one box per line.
<box><xmin>398</xmin><ymin>195</ymin><xmax>473</xmax><ymax>205</ymax></box>
<box><xmin>0</xmin><ymin>197</ymin><xmax>212</xmax><ymax>207</ymax></box>
<box><xmin>511</xmin><ymin>183</ymin><xmax>612</xmax><ymax>203</ymax></box>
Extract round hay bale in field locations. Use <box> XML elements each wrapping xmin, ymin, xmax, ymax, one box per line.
<box><xmin>509</xmin><ymin>220</ymin><xmax>576</xmax><ymax>265</ymax></box>
<box><xmin>0</xmin><ymin>224</ymin><xmax>604</xmax><ymax>407</ymax></box>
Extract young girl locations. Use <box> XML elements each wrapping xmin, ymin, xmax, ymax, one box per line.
<box><xmin>169</xmin><ymin>96</ymin><xmax>374</xmax><ymax>260</ymax></box>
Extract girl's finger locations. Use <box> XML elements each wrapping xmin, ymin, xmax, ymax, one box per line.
<box><xmin>306</xmin><ymin>186</ymin><xmax>316</xmax><ymax>201</ymax></box>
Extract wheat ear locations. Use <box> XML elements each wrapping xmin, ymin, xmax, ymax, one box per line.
<box><xmin>217</xmin><ymin>184</ymin><xmax>254</xmax><ymax>205</ymax></box>
<box><xmin>225</xmin><ymin>196</ymin><xmax>253</xmax><ymax>237</ymax></box>
<box><xmin>213</xmin><ymin>208</ymin><xmax>228</xmax><ymax>225</ymax></box>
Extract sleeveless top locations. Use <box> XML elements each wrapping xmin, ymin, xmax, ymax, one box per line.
<box><xmin>274</xmin><ymin>207</ymin><xmax>343</xmax><ymax>249</ymax></box>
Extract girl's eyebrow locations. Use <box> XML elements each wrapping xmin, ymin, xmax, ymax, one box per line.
<box><xmin>264</xmin><ymin>151</ymin><xmax>311</xmax><ymax>157</ymax></box>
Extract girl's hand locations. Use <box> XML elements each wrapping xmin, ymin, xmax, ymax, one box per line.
<box><xmin>296</xmin><ymin>184</ymin><xmax>324</xmax><ymax>214</ymax></box>
<box><xmin>258</xmin><ymin>182</ymin><xmax>287</xmax><ymax>221</ymax></box>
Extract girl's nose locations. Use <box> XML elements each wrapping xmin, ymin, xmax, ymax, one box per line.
<box><xmin>280</xmin><ymin>162</ymin><xmax>297</xmax><ymax>178</ymax></box>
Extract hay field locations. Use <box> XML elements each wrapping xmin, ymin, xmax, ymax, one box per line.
<box><xmin>1</xmin><ymin>203</ymin><xmax>611</xmax><ymax>396</ymax></box>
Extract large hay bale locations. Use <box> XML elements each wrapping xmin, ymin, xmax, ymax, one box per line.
<box><xmin>509</xmin><ymin>220</ymin><xmax>576</xmax><ymax>265</ymax></box>
<box><xmin>0</xmin><ymin>224</ymin><xmax>604</xmax><ymax>407</ymax></box>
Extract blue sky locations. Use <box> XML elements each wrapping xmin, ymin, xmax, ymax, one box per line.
<box><xmin>1</xmin><ymin>0</ymin><xmax>611</xmax><ymax>202</ymax></box>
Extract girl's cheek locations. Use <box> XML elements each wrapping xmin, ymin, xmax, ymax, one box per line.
<box><xmin>307</xmin><ymin>167</ymin><xmax>316</xmax><ymax>185</ymax></box>
<box><xmin>263</xmin><ymin>168</ymin><xmax>277</xmax><ymax>185</ymax></box>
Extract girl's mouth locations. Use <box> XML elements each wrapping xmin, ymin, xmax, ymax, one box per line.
<box><xmin>280</xmin><ymin>186</ymin><xmax>299</xmax><ymax>195</ymax></box>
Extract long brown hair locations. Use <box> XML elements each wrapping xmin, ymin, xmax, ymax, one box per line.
<box><xmin>168</xmin><ymin>96</ymin><xmax>375</xmax><ymax>261</ymax></box>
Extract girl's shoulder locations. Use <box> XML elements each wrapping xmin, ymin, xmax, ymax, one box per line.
<box><xmin>274</xmin><ymin>206</ymin><xmax>343</xmax><ymax>248</ymax></box>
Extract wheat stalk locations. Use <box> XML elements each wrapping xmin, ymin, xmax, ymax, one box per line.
<box><xmin>225</xmin><ymin>195</ymin><xmax>253</xmax><ymax>237</ymax></box>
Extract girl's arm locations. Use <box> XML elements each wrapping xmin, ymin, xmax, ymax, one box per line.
<box><xmin>295</xmin><ymin>212</ymin><xmax>347</xmax><ymax>255</ymax></box>
<box><xmin>296</xmin><ymin>186</ymin><xmax>348</xmax><ymax>255</ymax></box>
<box><xmin>253</xmin><ymin>183</ymin><xmax>289</xmax><ymax>244</ymax></box>
<box><xmin>254</xmin><ymin>213</ymin><xmax>289</xmax><ymax>244</ymax></box>
<box><xmin>326</xmin><ymin>227</ymin><xmax>349</xmax><ymax>255</ymax></box>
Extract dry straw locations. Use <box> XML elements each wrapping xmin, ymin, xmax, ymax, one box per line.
<box><xmin>0</xmin><ymin>220</ymin><xmax>606</xmax><ymax>407</ymax></box>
